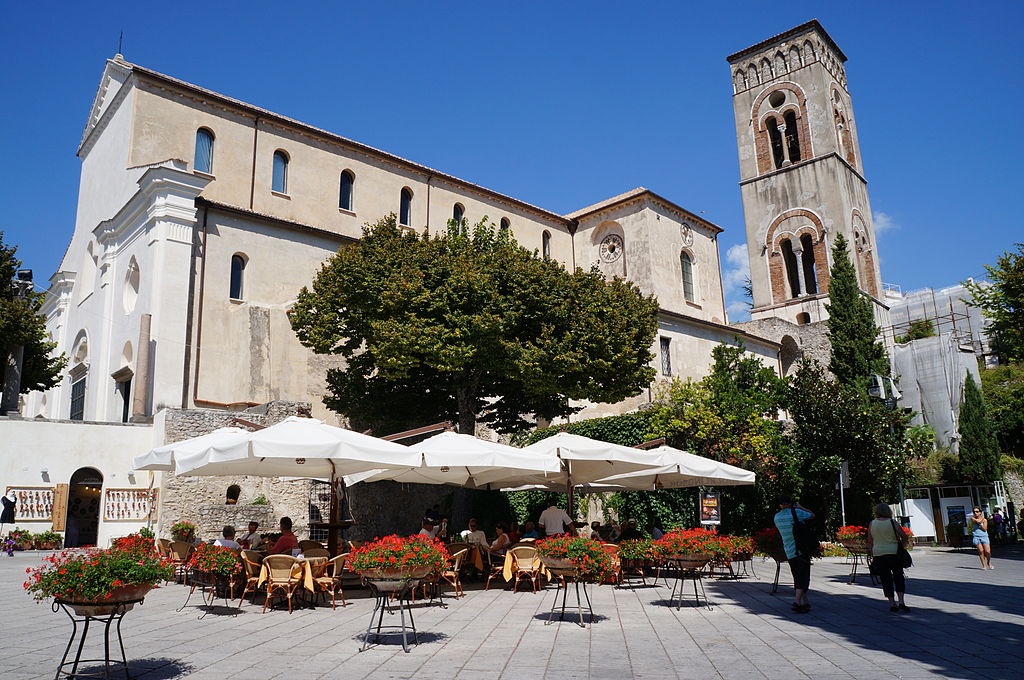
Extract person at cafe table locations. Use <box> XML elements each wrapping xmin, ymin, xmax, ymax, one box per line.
<box><xmin>239</xmin><ymin>521</ymin><xmax>261</xmax><ymax>549</ymax></box>
<box><xmin>269</xmin><ymin>516</ymin><xmax>299</xmax><ymax>555</ymax></box>
<box><xmin>460</xmin><ymin>518</ymin><xmax>487</xmax><ymax>546</ymax></box>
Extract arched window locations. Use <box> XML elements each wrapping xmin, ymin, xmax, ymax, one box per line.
<box><xmin>783</xmin><ymin>111</ymin><xmax>802</xmax><ymax>163</ymax></box>
<box><xmin>226</xmin><ymin>484</ymin><xmax>241</xmax><ymax>505</ymax></box>
<box><xmin>452</xmin><ymin>203</ymin><xmax>464</xmax><ymax>227</ymax></box>
<box><xmin>766</xmin><ymin>116</ymin><xmax>785</xmax><ymax>169</ymax></box>
<box><xmin>542</xmin><ymin>231</ymin><xmax>551</xmax><ymax>258</ymax></box>
<box><xmin>781</xmin><ymin>239</ymin><xmax>801</xmax><ymax>298</ymax></box>
<box><xmin>680</xmin><ymin>251</ymin><xmax>695</xmax><ymax>302</ymax></box>
<box><xmin>399</xmin><ymin>188</ymin><xmax>413</xmax><ymax>226</ymax></box>
<box><xmin>800</xmin><ymin>234</ymin><xmax>818</xmax><ymax>294</ymax></box>
<box><xmin>339</xmin><ymin>170</ymin><xmax>354</xmax><ymax>211</ymax></box>
<box><xmin>230</xmin><ymin>254</ymin><xmax>246</xmax><ymax>300</ymax></box>
<box><xmin>796</xmin><ymin>312</ymin><xmax>811</xmax><ymax>326</ymax></box>
<box><xmin>272</xmin><ymin>150</ymin><xmax>289</xmax><ymax>193</ymax></box>
<box><xmin>500</xmin><ymin>217</ymin><xmax>510</xmax><ymax>232</ymax></box>
<box><xmin>194</xmin><ymin>128</ymin><xmax>214</xmax><ymax>174</ymax></box>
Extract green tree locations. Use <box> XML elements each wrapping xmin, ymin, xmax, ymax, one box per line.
<box><xmin>963</xmin><ymin>243</ymin><xmax>1024</xmax><ymax>364</ymax></box>
<box><xmin>980</xmin><ymin>364</ymin><xmax>1024</xmax><ymax>456</ymax></box>
<box><xmin>957</xmin><ymin>373</ymin><xmax>1002</xmax><ymax>483</ymax></box>
<box><xmin>290</xmin><ymin>215</ymin><xmax>659</xmax><ymax>435</ymax></box>
<box><xmin>895</xmin><ymin>319</ymin><xmax>936</xmax><ymax>344</ymax></box>
<box><xmin>825</xmin><ymin>233</ymin><xmax>889</xmax><ymax>387</ymax></box>
<box><xmin>0</xmin><ymin>232</ymin><xmax>66</xmax><ymax>397</ymax></box>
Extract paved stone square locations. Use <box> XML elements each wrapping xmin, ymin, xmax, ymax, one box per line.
<box><xmin>2</xmin><ymin>545</ymin><xmax>1022</xmax><ymax>680</ymax></box>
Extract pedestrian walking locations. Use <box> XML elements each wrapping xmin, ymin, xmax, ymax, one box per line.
<box><xmin>866</xmin><ymin>503</ymin><xmax>910</xmax><ymax>612</ymax></box>
<box><xmin>969</xmin><ymin>507</ymin><xmax>993</xmax><ymax>570</ymax></box>
<box><xmin>773</xmin><ymin>496</ymin><xmax>815</xmax><ymax>614</ymax></box>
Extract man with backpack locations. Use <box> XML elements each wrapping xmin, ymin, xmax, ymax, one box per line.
<box><xmin>774</xmin><ymin>496</ymin><xmax>816</xmax><ymax>614</ymax></box>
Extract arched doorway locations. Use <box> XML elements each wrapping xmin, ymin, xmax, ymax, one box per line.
<box><xmin>66</xmin><ymin>467</ymin><xmax>103</xmax><ymax>547</ymax></box>
<box><xmin>779</xmin><ymin>335</ymin><xmax>802</xmax><ymax>377</ymax></box>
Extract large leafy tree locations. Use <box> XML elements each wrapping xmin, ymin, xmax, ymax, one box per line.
<box><xmin>980</xmin><ymin>364</ymin><xmax>1024</xmax><ymax>457</ymax></box>
<box><xmin>290</xmin><ymin>215</ymin><xmax>659</xmax><ymax>435</ymax></box>
<box><xmin>963</xmin><ymin>243</ymin><xmax>1024</xmax><ymax>364</ymax></box>
<box><xmin>0</xmin><ymin>232</ymin><xmax>65</xmax><ymax>398</ymax></box>
<box><xmin>957</xmin><ymin>373</ymin><xmax>1002</xmax><ymax>483</ymax></box>
<box><xmin>825</xmin><ymin>233</ymin><xmax>889</xmax><ymax>387</ymax></box>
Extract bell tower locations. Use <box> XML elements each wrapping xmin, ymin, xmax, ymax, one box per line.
<box><xmin>727</xmin><ymin>20</ymin><xmax>886</xmax><ymax>326</ymax></box>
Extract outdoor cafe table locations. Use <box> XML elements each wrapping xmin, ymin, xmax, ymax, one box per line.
<box><xmin>501</xmin><ymin>552</ymin><xmax>550</xmax><ymax>582</ymax></box>
<box><xmin>256</xmin><ymin>556</ymin><xmax>320</xmax><ymax>593</ymax></box>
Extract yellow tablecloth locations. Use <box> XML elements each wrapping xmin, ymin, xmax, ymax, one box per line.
<box><xmin>257</xmin><ymin>558</ymin><xmax>318</xmax><ymax>592</ymax></box>
<box><xmin>502</xmin><ymin>553</ymin><xmax>549</xmax><ymax>582</ymax></box>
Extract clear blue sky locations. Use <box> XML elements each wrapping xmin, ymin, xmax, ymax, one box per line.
<box><xmin>1</xmin><ymin>2</ymin><xmax>1020</xmax><ymax>321</ymax></box>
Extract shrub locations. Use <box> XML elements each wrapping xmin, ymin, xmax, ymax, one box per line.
<box><xmin>836</xmin><ymin>525</ymin><xmax>869</xmax><ymax>542</ymax></box>
<box><xmin>138</xmin><ymin>527</ymin><xmax>155</xmax><ymax>540</ymax></box>
<box><xmin>616</xmin><ymin>539</ymin><xmax>658</xmax><ymax>561</ymax></box>
<box><xmin>752</xmin><ymin>527</ymin><xmax>783</xmax><ymax>556</ymax></box>
<box><xmin>251</xmin><ymin>495</ymin><xmax>269</xmax><ymax>506</ymax></box>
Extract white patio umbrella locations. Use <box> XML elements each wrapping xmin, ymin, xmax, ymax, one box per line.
<box><xmin>345</xmin><ymin>431</ymin><xmax>562</xmax><ymax>488</ymax></box>
<box><xmin>583</xmin><ymin>445</ymin><xmax>755</xmax><ymax>490</ymax></box>
<box><xmin>131</xmin><ymin>427</ymin><xmax>251</xmax><ymax>472</ymax></box>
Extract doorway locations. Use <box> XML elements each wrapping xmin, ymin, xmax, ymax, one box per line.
<box><xmin>66</xmin><ymin>467</ymin><xmax>103</xmax><ymax>547</ymax></box>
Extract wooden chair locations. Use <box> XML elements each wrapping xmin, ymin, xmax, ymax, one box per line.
<box><xmin>303</xmin><ymin>548</ymin><xmax>330</xmax><ymax>559</ymax></box>
<box><xmin>168</xmin><ymin>541</ymin><xmax>194</xmax><ymax>584</ymax></box>
<box><xmin>508</xmin><ymin>545</ymin><xmax>541</xmax><ymax>593</ymax></box>
<box><xmin>313</xmin><ymin>554</ymin><xmax>348</xmax><ymax>609</ymax></box>
<box><xmin>484</xmin><ymin>548</ymin><xmax>507</xmax><ymax>590</ymax></box>
<box><xmin>298</xmin><ymin>540</ymin><xmax>324</xmax><ymax>553</ymax></box>
<box><xmin>346</xmin><ymin>540</ymin><xmax>364</xmax><ymax>551</ymax></box>
<box><xmin>156</xmin><ymin>538</ymin><xmax>172</xmax><ymax>557</ymax></box>
<box><xmin>262</xmin><ymin>555</ymin><xmax>301</xmax><ymax>613</ymax></box>
<box><xmin>237</xmin><ymin>550</ymin><xmax>264</xmax><ymax>606</ymax></box>
<box><xmin>441</xmin><ymin>549</ymin><xmax>468</xmax><ymax>599</ymax></box>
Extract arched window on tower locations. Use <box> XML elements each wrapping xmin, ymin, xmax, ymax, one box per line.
<box><xmin>339</xmin><ymin>170</ymin><xmax>354</xmax><ymax>211</ymax></box>
<box><xmin>194</xmin><ymin>128</ymin><xmax>214</xmax><ymax>174</ymax></box>
<box><xmin>766</xmin><ymin>116</ymin><xmax>785</xmax><ymax>169</ymax></box>
<box><xmin>230</xmin><ymin>254</ymin><xmax>246</xmax><ymax>300</ymax></box>
<box><xmin>781</xmin><ymin>239</ymin><xmax>801</xmax><ymax>298</ymax></box>
<box><xmin>680</xmin><ymin>251</ymin><xmax>695</xmax><ymax>302</ymax></box>
<box><xmin>399</xmin><ymin>188</ymin><xmax>413</xmax><ymax>226</ymax></box>
<box><xmin>783</xmin><ymin>111</ymin><xmax>801</xmax><ymax>163</ymax></box>
<box><xmin>799</xmin><ymin>233</ymin><xmax>818</xmax><ymax>294</ymax></box>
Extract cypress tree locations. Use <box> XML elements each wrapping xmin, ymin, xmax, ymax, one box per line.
<box><xmin>825</xmin><ymin>233</ymin><xmax>889</xmax><ymax>387</ymax></box>
<box><xmin>957</xmin><ymin>373</ymin><xmax>1001</xmax><ymax>482</ymax></box>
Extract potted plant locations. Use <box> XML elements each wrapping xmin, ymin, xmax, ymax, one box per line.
<box><xmin>170</xmin><ymin>521</ymin><xmax>197</xmax><ymax>543</ymax></box>
<box><xmin>752</xmin><ymin>527</ymin><xmax>788</xmax><ymax>562</ymax></box>
<box><xmin>33</xmin><ymin>530</ymin><xmax>63</xmax><ymax>550</ymax></box>
<box><xmin>535</xmin><ymin>536</ymin><xmax>617</xmax><ymax>582</ymax></box>
<box><xmin>726</xmin><ymin>535</ymin><xmax>754</xmax><ymax>561</ymax></box>
<box><xmin>656</xmin><ymin>528</ymin><xmax>725</xmax><ymax>570</ymax></box>
<box><xmin>348</xmin><ymin>535</ymin><xmax>449</xmax><ymax>591</ymax></box>
<box><xmin>836</xmin><ymin>525</ymin><xmax>869</xmax><ymax>551</ymax></box>
<box><xmin>23</xmin><ymin>539</ymin><xmax>175</xmax><ymax>616</ymax></box>
<box><xmin>617</xmin><ymin>539</ymin><xmax>658</xmax><ymax>570</ymax></box>
<box><xmin>8</xmin><ymin>528</ymin><xmax>34</xmax><ymax>551</ymax></box>
<box><xmin>945</xmin><ymin>522</ymin><xmax>965</xmax><ymax>548</ymax></box>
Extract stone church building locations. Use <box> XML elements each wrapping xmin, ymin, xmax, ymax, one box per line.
<box><xmin>5</xmin><ymin>20</ymin><xmax>889</xmax><ymax>544</ymax></box>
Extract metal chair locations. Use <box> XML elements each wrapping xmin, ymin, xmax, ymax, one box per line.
<box><xmin>262</xmin><ymin>555</ymin><xmax>300</xmax><ymax>613</ymax></box>
<box><xmin>313</xmin><ymin>554</ymin><xmax>348</xmax><ymax>609</ymax></box>
<box><xmin>508</xmin><ymin>545</ymin><xmax>541</xmax><ymax>593</ymax></box>
<box><xmin>237</xmin><ymin>550</ymin><xmax>264</xmax><ymax>606</ymax></box>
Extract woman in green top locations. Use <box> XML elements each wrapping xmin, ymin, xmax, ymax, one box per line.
<box><xmin>866</xmin><ymin>503</ymin><xmax>910</xmax><ymax>612</ymax></box>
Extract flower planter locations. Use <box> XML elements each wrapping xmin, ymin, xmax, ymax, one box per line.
<box><xmin>538</xmin><ymin>555</ymin><xmax>578</xmax><ymax>578</ymax></box>
<box><xmin>172</xmin><ymin>532</ymin><xmax>194</xmax><ymax>543</ymax></box>
<box><xmin>359</xmin><ymin>565</ymin><xmax>433</xmax><ymax>592</ymax></box>
<box><xmin>34</xmin><ymin>541</ymin><xmax>61</xmax><ymax>551</ymax></box>
<box><xmin>63</xmin><ymin>583</ymin><xmax>153</xmax><ymax>617</ymax></box>
<box><xmin>838</xmin><ymin>539</ymin><xmax>867</xmax><ymax>553</ymax></box>
<box><xmin>665</xmin><ymin>553</ymin><xmax>712</xmax><ymax>570</ymax></box>
<box><xmin>730</xmin><ymin>552</ymin><xmax>753</xmax><ymax>562</ymax></box>
<box><xmin>619</xmin><ymin>557</ymin><xmax>655</xmax><ymax>571</ymax></box>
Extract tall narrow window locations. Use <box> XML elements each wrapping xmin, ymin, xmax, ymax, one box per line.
<box><xmin>117</xmin><ymin>378</ymin><xmax>132</xmax><ymax>423</ymax></box>
<box><xmin>800</xmin><ymin>234</ymin><xmax>818</xmax><ymax>294</ymax></box>
<box><xmin>781</xmin><ymin>238</ymin><xmax>801</xmax><ymax>298</ymax></box>
<box><xmin>766</xmin><ymin>116</ymin><xmax>785</xmax><ymax>169</ymax></box>
<box><xmin>452</xmin><ymin>203</ymin><xmax>464</xmax><ymax>225</ymax></box>
<box><xmin>542</xmin><ymin>231</ymin><xmax>551</xmax><ymax>258</ymax></box>
<box><xmin>272</xmin><ymin>151</ymin><xmax>289</xmax><ymax>193</ymax></box>
<box><xmin>783</xmin><ymin>111</ymin><xmax>801</xmax><ymax>163</ymax></box>
<box><xmin>70</xmin><ymin>377</ymin><xmax>86</xmax><ymax>421</ymax></box>
<box><xmin>399</xmin><ymin>188</ymin><xmax>413</xmax><ymax>226</ymax></box>
<box><xmin>339</xmin><ymin>170</ymin><xmax>354</xmax><ymax>211</ymax></box>
<box><xmin>660</xmin><ymin>337</ymin><xmax>672</xmax><ymax>377</ymax></box>
<box><xmin>680</xmin><ymin>251</ymin><xmax>695</xmax><ymax>302</ymax></box>
<box><xmin>230</xmin><ymin>254</ymin><xmax>246</xmax><ymax>300</ymax></box>
<box><xmin>500</xmin><ymin>217</ymin><xmax>510</xmax><ymax>232</ymax></box>
<box><xmin>194</xmin><ymin>128</ymin><xmax>214</xmax><ymax>174</ymax></box>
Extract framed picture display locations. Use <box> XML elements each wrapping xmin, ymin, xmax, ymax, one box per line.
<box><xmin>5</xmin><ymin>487</ymin><xmax>56</xmax><ymax>522</ymax></box>
<box><xmin>102</xmin><ymin>488</ymin><xmax>158</xmax><ymax>521</ymax></box>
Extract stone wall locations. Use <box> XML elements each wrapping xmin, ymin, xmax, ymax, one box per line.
<box><xmin>733</xmin><ymin>316</ymin><xmax>831</xmax><ymax>376</ymax></box>
<box><xmin>1004</xmin><ymin>471</ymin><xmax>1024</xmax><ymax>525</ymax></box>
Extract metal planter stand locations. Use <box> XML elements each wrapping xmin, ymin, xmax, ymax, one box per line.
<box><xmin>52</xmin><ymin>597</ymin><xmax>143</xmax><ymax>680</ymax></box>
<box><xmin>360</xmin><ymin>579</ymin><xmax>421</xmax><ymax>653</ymax></box>
<box><xmin>544</xmin><ymin>570</ymin><xmax>595</xmax><ymax>628</ymax></box>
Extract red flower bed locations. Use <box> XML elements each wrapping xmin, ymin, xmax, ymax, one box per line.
<box><xmin>188</xmin><ymin>544</ymin><xmax>242</xmax><ymax>576</ymax></box>
<box><xmin>24</xmin><ymin>545</ymin><xmax>175</xmax><ymax>603</ymax></box>
<box><xmin>348</xmin><ymin>535</ymin><xmax>449</xmax><ymax>575</ymax></box>
<box><xmin>836</xmin><ymin>525</ymin><xmax>869</xmax><ymax>541</ymax></box>
<box><xmin>535</xmin><ymin>535</ymin><xmax>617</xmax><ymax>581</ymax></box>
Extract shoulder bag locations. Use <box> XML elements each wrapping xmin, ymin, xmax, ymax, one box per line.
<box><xmin>891</xmin><ymin>518</ymin><xmax>913</xmax><ymax>569</ymax></box>
<box><xmin>790</xmin><ymin>508</ymin><xmax>820</xmax><ymax>557</ymax></box>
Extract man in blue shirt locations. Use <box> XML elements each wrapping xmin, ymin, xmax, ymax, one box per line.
<box><xmin>773</xmin><ymin>496</ymin><xmax>815</xmax><ymax>613</ymax></box>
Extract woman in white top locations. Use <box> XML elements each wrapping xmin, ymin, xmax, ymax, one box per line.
<box><xmin>486</xmin><ymin>523</ymin><xmax>510</xmax><ymax>556</ymax></box>
<box><xmin>866</xmin><ymin>503</ymin><xmax>909</xmax><ymax>612</ymax></box>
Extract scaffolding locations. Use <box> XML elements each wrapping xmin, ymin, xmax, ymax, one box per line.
<box><xmin>882</xmin><ymin>285</ymin><xmax>992</xmax><ymax>361</ymax></box>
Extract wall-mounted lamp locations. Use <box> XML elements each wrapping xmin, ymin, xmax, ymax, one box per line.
<box><xmin>40</xmin><ymin>468</ymin><xmax>50</xmax><ymax>482</ymax></box>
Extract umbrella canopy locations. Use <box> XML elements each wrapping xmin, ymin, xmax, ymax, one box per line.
<box><xmin>518</xmin><ymin>431</ymin><xmax>663</xmax><ymax>486</ymax></box>
<box><xmin>170</xmin><ymin>416</ymin><xmax>421</xmax><ymax>478</ymax></box>
<box><xmin>132</xmin><ymin>427</ymin><xmax>250</xmax><ymax>472</ymax></box>
<box><xmin>345</xmin><ymin>431</ymin><xmax>562</xmax><ymax>487</ymax></box>
<box><xmin>587</xmin><ymin>445</ymin><xmax>755</xmax><ymax>490</ymax></box>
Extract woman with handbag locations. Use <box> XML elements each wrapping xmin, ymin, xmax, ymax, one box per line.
<box><xmin>866</xmin><ymin>503</ymin><xmax>910</xmax><ymax>612</ymax></box>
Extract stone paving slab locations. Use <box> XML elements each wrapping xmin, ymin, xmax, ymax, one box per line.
<box><xmin>2</xmin><ymin>544</ymin><xmax>1022</xmax><ymax>679</ymax></box>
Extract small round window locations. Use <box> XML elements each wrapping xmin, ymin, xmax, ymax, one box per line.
<box><xmin>768</xmin><ymin>91</ymin><xmax>786</xmax><ymax>108</ymax></box>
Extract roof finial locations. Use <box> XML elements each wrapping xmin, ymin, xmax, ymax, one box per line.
<box><xmin>115</xmin><ymin>30</ymin><xmax>124</xmax><ymax>61</ymax></box>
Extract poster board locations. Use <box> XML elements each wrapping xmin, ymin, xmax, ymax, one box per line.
<box><xmin>5</xmin><ymin>486</ymin><xmax>55</xmax><ymax>522</ymax></box>
<box><xmin>52</xmin><ymin>484</ymin><xmax>68</xmax><ymax>531</ymax></box>
<box><xmin>102</xmin><ymin>488</ymin><xmax>158</xmax><ymax>521</ymax></box>
<box><xmin>699</xmin><ymin>490</ymin><xmax>721</xmax><ymax>525</ymax></box>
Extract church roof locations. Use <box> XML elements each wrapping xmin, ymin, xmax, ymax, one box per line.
<box><xmin>726</xmin><ymin>19</ymin><xmax>847</xmax><ymax>64</ymax></box>
<box><xmin>565</xmin><ymin>187</ymin><xmax>724</xmax><ymax>234</ymax></box>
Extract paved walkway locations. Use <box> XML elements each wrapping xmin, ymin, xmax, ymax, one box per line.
<box><xmin>2</xmin><ymin>545</ymin><xmax>1022</xmax><ymax>679</ymax></box>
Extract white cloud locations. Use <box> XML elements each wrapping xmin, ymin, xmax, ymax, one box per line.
<box><xmin>872</xmin><ymin>211</ymin><xmax>899</xmax><ymax>236</ymax></box>
<box><xmin>722</xmin><ymin>243</ymin><xmax>752</xmax><ymax>323</ymax></box>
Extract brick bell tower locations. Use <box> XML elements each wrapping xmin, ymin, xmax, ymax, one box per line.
<box><xmin>727</xmin><ymin>20</ymin><xmax>887</xmax><ymax>327</ymax></box>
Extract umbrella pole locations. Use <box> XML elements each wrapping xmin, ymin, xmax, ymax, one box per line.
<box><xmin>564</xmin><ymin>458</ymin><xmax>575</xmax><ymax>533</ymax></box>
<box><xmin>328</xmin><ymin>463</ymin><xmax>341</xmax><ymax>557</ymax></box>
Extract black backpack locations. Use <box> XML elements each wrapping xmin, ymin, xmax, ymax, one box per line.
<box><xmin>791</xmin><ymin>508</ymin><xmax>820</xmax><ymax>557</ymax></box>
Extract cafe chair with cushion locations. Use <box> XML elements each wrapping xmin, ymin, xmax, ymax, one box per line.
<box><xmin>298</xmin><ymin>540</ymin><xmax>325</xmax><ymax>553</ymax></box>
<box><xmin>441</xmin><ymin>548</ymin><xmax>468</xmax><ymax>599</ymax></box>
<box><xmin>238</xmin><ymin>550</ymin><xmax>264</xmax><ymax>606</ymax></box>
<box><xmin>262</xmin><ymin>554</ymin><xmax>301</xmax><ymax>614</ymax></box>
<box><xmin>168</xmin><ymin>541</ymin><xmax>194</xmax><ymax>585</ymax></box>
<box><xmin>509</xmin><ymin>545</ymin><xmax>541</xmax><ymax>593</ymax></box>
<box><xmin>303</xmin><ymin>547</ymin><xmax>330</xmax><ymax>559</ymax></box>
<box><xmin>313</xmin><ymin>554</ymin><xmax>348</xmax><ymax>609</ymax></box>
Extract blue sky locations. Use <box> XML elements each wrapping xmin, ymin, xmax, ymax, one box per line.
<box><xmin>1</xmin><ymin>2</ymin><xmax>1020</xmax><ymax>322</ymax></box>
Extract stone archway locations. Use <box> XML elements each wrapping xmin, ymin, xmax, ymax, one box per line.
<box><xmin>780</xmin><ymin>335</ymin><xmax>802</xmax><ymax>376</ymax></box>
<box><xmin>66</xmin><ymin>467</ymin><xmax>103</xmax><ymax>547</ymax></box>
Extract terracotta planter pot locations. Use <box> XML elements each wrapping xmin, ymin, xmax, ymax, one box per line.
<box><xmin>619</xmin><ymin>557</ymin><xmax>654</xmax><ymax>570</ymax></box>
<box><xmin>537</xmin><ymin>555</ymin><xmax>578</xmax><ymax>578</ymax></box>
<box><xmin>838</xmin><ymin>539</ymin><xmax>868</xmax><ymax>552</ymax></box>
<box><xmin>64</xmin><ymin>583</ymin><xmax>153</xmax><ymax>617</ymax></box>
<box><xmin>666</xmin><ymin>553</ymin><xmax>712</xmax><ymax>570</ymax></box>
<box><xmin>34</xmin><ymin>541</ymin><xmax>61</xmax><ymax>550</ymax></box>
<box><xmin>172</xmin><ymin>532</ymin><xmax>194</xmax><ymax>543</ymax></box>
<box><xmin>359</xmin><ymin>564</ymin><xmax>433</xmax><ymax>591</ymax></box>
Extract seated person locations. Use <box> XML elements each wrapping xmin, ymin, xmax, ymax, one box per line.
<box><xmin>269</xmin><ymin>516</ymin><xmax>299</xmax><ymax>555</ymax></box>
<box><xmin>214</xmin><ymin>525</ymin><xmax>241</xmax><ymax>550</ymax></box>
<box><xmin>239</xmin><ymin>521</ymin><xmax>261</xmax><ymax>549</ymax></box>
<box><xmin>507</xmin><ymin>522</ymin><xmax>522</xmax><ymax>544</ymax></box>
<box><xmin>418</xmin><ymin>517</ymin><xmax>440</xmax><ymax>539</ymax></box>
<box><xmin>590</xmin><ymin>521</ymin><xmax>603</xmax><ymax>540</ymax></box>
<box><xmin>616</xmin><ymin>519</ymin><xmax>644</xmax><ymax>542</ymax></box>
<box><xmin>425</xmin><ymin>504</ymin><xmax>443</xmax><ymax>523</ymax></box>
<box><xmin>485</xmin><ymin>523</ymin><xmax>510</xmax><ymax>557</ymax></box>
<box><xmin>647</xmin><ymin>523</ymin><xmax>664</xmax><ymax>540</ymax></box>
<box><xmin>520</xmin><ymin>521</ymin><xmax>540</xmax><ymax>539</ymax></box>
<box><xmin>460</xmin><ymin>518</ymin><xmax>487</xmax><ymax>546</ymax></box>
